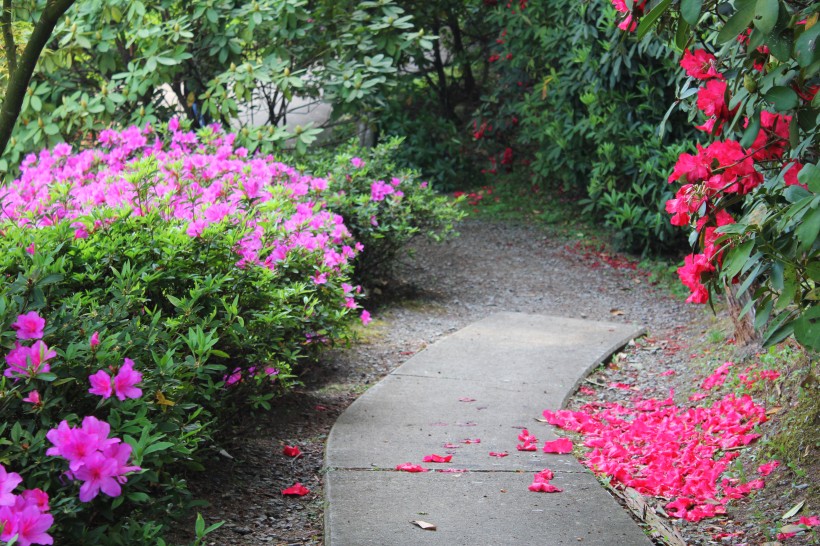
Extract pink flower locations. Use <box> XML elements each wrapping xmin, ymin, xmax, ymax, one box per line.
<box><xmin>529</xmin><ymin>468</ymin><xmax>562</xmax><ymax>493</ymax></box>
<box><xmin>0</xmin><ymin>504</ymin><xmax>54</xmax><ymax>546</ymax></box>
<box><xmin>281</xmin><ymin>483</ymin><xmax>310</xmax><ymax>496</ymax></box>
<box><xmin>45</xmin><ymin>416</ymin><xmax>118</xmax><ymax>472</ymax></box>
<box><xmin>21</xmin><ymin>489</ymin><xmax>49</xmax><ymax>513</ymax></box>
<box><xmin>113</xmin><ymin>358</ymin><xmax>142</xmax><ymax>400</ymax></box>
<box><xmin>370</xmin><ymin>180</ymin><xmax>395</xmax><ymax>202</ymax></box>
<box><xmin>422</xmin><ymin>454</ymin><xmax>452</xmax><ymax>463</ymax></box>
<box><xmin>25</xmin><ymin>243</ymin><xmax>35</xmax><ymax>255</ymax></box>
<box><xmin>360</xmin><ymin>310</ymin><xmax>371</xmax><ymax>325</ymax></box>
<box><xmin>88</xmin><ymin>369</ymin><xmax>113</xmax><ymax>399</ymax></box>
<box><xmin>395</xmin><ymin>463</ymin><xmax>428</xmax><ymax>473</ymax></box>
<box><xmin>22</xmin><ymin>390</ymin><xmax>41</xmax><ymax>405</ymax></box>
<box><xmin>11</xmin><ymin>312</ymin><xmax>45</xmax><ymax>340</ymax></box>
<box><xmin>488</xmin><ymin>451</ymin><xmax>508</xmax><ymax>458</ymax></box>
<box><xmin>4</xmin><ymin>342</ymin><xmax>56</xmax><ymax>379</ymax></box>
<box><xmin>542</xmin><ymin>438</ymin><xmax>574</xmax><ymax>454</ymax></box>
<box><xmin>0</xmin><ymin>465</ymin><xmax>23</xmax><ymax>506</ymax></box>
<box><xmin>350</xmin><ymin>157</ymin><xmax>365</xmax><ymax>168</ymax></box>
<box><xmin>757</xmin><ymin>460</ymin><xmax>780</xmax><ymax>476</ymax></box>
<box><xmin>799</xmin><ymin>515</ymin><xmax>820</xmax><ymax>527</ymax></box>
<box><xmin>680</xmin><ymin>49</ymin><xmax>723</xmax><ymax>80</ymax></box>
<box><xmin>74</xmin><ymin>452</ymin><xmax>121</xmax><ymax>502</ymax></box>
<box><xmin>89</xmin><ymin>332</ymin><xmax>100</xmax><ymax>347</ymax></box>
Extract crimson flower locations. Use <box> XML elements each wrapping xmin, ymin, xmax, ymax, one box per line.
<box><xmin>283</xmin><ymin>445</ymin><xmax>302</xmax><ymax>458</ymax></box>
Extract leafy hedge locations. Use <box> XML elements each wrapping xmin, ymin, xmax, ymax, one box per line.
<box><xmin>0</xmin><ymin>120</ymin><xmax>460</xmax><ymax>543</ymax></box>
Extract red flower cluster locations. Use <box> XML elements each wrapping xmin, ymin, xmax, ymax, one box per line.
<box><xmin>543</xmin><ymin>391</ymin><xmax>767</xmax><ymax>522</ymax></box>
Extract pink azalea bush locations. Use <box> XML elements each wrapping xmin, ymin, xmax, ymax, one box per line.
<box><xmin>0</xmin><ymin>120</ymin><xmax>460</xmax><ymax>543</ymax></box>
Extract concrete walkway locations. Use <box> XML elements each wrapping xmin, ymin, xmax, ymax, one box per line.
<box><xmin>325</xmin><ymin>313</ymin><xmax>652</xmax><ymax>545</ymax></box>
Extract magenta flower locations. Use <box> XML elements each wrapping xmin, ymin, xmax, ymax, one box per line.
<box><xmin>25</xmin><ymin>243</ymin><xmax>35</xmax><ymax>255</ymax></box>
<box><xmin>22</xmin><ymin>390</ymin><xmax>41</xmax><ymax>405</ymax></box>
<box><xmin>360</xmin><ymin>310</ymin><xmax>371</xmax><ymax>325</ymax></box>
<box><xmin>4</xmin><ymin>341</ymin><xmax>55</xmax><ymax>379</ymax></box>
<box><xmin>74</xmin><ymin>452</ymin><xmax>121</xmax><ymax>502</ymax></box>
<box><xmin>88</xmin><ymin>369</ymin><xmax>113</xmax><ymax>399</ymax></box>
<box><xmin>45</xmin><ymin>417</ymin><xmax>118</xmax><ymax>472</ymax></box>
<box><xmin>89</xmin><ymin>331</ymin><xmax>100</xmax><ymax>347</ymax></box>
<box><xmin>21</xmin><ymin>489</ymin><xmax>49</xmax><ymax>513</ymax></box>
<box><xmin>370</xmin><ymin>180</ymin><xmax>395</xmax><ymax>202</ymax></box>
<box><xmin>0</xmin><ymin>504</ymin><xmax>54</xmax><ymax>546</ymax></box>
<box><xmin>350</xmin><ymin>157</ymin><xmax>365</xmax><ymax>168</ymax></box>
<box><xmin>11</xmin><ymin>312</ymin><xmax>45</xmax><ymax>340</ymax></box>
<box><xmin>113</xmin><ymin>358</ymin><xmax>142</xmax><ymax>401</ymax></box>
<box><xmin>0</xmin><ymin>464</ymin><xmax>23</xmax><ymax>506</ymax></box>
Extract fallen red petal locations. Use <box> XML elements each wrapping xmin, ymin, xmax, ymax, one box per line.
<box><xmin>396</xmin><ymin>462</ymin><xmax>429</xmax><ymax>473</ymax></box>
<box><xmin>422</xmin><ymin>454</ymin><xmax>453</xmax><ymax>463</ymax></box>
<box><xmin>281</xmin><ymin>483</ymin><xmax>310</xmax><ymax>496</ymax></box>
<box><xmin>462</xmin><ymin>438</ymin><xmax>481</xmax><ymax>444</ymax></box>
<box><xmin>608</xmin><ymin>382</ymin><xmax>633</xmax><ymax>390</ymax></box>
<box><xmin>579</xmin><ymin>386</ymin><xmax>597</xmax><ymax>396</ymax></box>
<box><xmin>799</xmin><ymin>515</ymin><xmax>820</xmax><ymax>527</ymax></box>
<box><xmin>282</xmin><ymin>445</ymin><xmax>302</xmax><ymax>458</ymax></box>
<box><xmin>489</xmin><ymin>451</ymin><xmax>509</xmax><ymax>457</ymax></box>
<box><xmin>516</xmin><ymin>443</ymin><xmax>537</xmax><ymax>451</ymax></box>
<box><xmin>542</xmin><ymin>438</ymin><xmax>573</xmax><ymax>454</ymax></box>
<box><xmin>528</xmin><ymin>482</ymin><xmax>562</xmax><ymax>493</ymax></box>
<box><xmin>757</xmin><ymin>460</ymin><xmax>780</xmax><ymax>476</ymax></box>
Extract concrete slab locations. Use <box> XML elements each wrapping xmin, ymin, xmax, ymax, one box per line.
<box><xmin>327</xmin><ymin>373</ymin><xmax>578</xmax><ymax>471</ymax></box>
<box><xmin>325</xmin><ymin>469</ymin><xmax>653</xmax><ymax>546</ymax></box>
<box><xmin>325</xmin><ymin>313</ymin><xmax>648</xmax><ymax>545</ymax></box>
<box><xmin>392</xmin><ymin>312</ymin><xmax>640</xmax><ymax>405</ymax></box>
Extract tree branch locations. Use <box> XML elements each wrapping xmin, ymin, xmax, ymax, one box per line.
<box><xmin>0</xmin><ymin>0</ymin><xmax>76</xmax><ymax>158</ymax></box>
<box><xmin>1</xmin><ymin>0</ymin><xmax>16</xmax><ymax>75</ymax></box>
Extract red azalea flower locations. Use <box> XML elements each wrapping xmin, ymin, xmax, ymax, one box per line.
<box><xmin>281</xmin><ymin>482</ymin><xmax>310</xmax><ymax>496</ymax></box>
<box><xmin>283</xmin><ymin>445</ymin><xmax>302</xmax><ymax>458</ymax></box>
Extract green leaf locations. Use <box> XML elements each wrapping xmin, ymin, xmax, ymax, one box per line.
<box><xmin>795</xmin><ymin>205</ymin><xmax>820</xmax><ymax>253</ymax></box>
<box><xmin>195</xmin><ymin>513</ymin><xmax>205</xmax><ymax>537</ymax></box>
<box><xmin>740</xmin><ymin>111</ymin><xmax>761</xmax><ymax>148</ymax></box>
<box><xmin>766</xmin><ymin>29</ymin><xmax>794</xmax><ymax>62</ymax></box>
<box><xmin>752</xmin><ymin>0</ymin><xmax>779</xmax><ymax>34</ymax></box>
<box><xmin>142</xmin><ymin>441</ymin><xmax>175</xmax><ymax>456</ymax></box>
<box><xmin>797</xmin><ymin>162</ymin><xmax>820</xmax><ymax>192</ymax></box>
<box><xmin>722</xmin><ymin>239</ymin><xmax>755</xmax><ymax>279</ymax></box>
<box><xmin>763</xmin><ymin>86</ymin><xmax>799</xmax><ymax>111</ymax></box>
<box><xmin>717</xmin><ymin>0</ymin><xmax>757</xmax><ymax>43</ymax></box>
<box><xmin>793</xmin><ymin>305</ymin><xmax>820</xmax><ymax>351</ymax></box>
<box><xmin>807</xmin><ymin>260</ymin><xmax>820</xmax><ymax>281</ymax></box>
<box><xmin>675</xmin><ymin>18</ymin><xmax>692</xmax><ymax>50</ymax></box>
<box><xmin>795</xmin><ymin>22</ymin><xmax>820</xmax><ymax>68</ymax></box>
<box><xmin>636</xmin><ymin>0</ymin><xmax>673</xmax><ymax>39</ymax></box>
<box><xmin>682</xmin><ymin>0</ymin><xmax>703</xmax><ymax>25</ymax></box>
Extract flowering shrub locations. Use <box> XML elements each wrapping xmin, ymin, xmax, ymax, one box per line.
<box><xmin>613</xmin><ymin>0</ymin><xmax>819</xmax><ymax>350</ymax></box>
<box><xmin>0</xmin><ymin>120</ymin><xmax>371</xmax><ymax>542</ymax></box>
<box><xmin>305</xmin><ymin>137</ymin><xmax>465</xmax><ymax>284</ymax></box>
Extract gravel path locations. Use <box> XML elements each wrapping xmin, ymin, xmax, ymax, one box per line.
<box><xmin>186</xmin><ymin>218</ymin><xmax>711</xmax><ymax>545</ymax></box>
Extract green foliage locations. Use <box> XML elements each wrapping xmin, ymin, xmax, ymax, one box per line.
<box><xmin>474</xmin><ymin>0</ymin><xmax>695</xmax><ymax>254</ymax></box>
<box><xmin>0</xmin><ymin>0</ymin><xmax>426</xmax><ymax>175</ymax></box>
<box><xmin>305</xmin><ymin>137</ymin><xmax>466</xmax><ymax>283</ymax></box>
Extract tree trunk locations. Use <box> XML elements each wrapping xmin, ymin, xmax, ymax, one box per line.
<box><xmin>724</xmin><ymin>282</ymin><xmax>759</xmax><ymax>346</ymax></box>
<box><xmin>0</xmin><ymin>0</ymin><xmax>76</xmax><ymax>159</ymax></box>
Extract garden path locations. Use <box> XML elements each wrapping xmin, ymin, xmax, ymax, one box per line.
<box><xmin>324</xmin><ymin>312</ymin><xmax>652</xmax><ymax>545</ymax></box>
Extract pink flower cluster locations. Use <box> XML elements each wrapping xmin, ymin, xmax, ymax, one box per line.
<box><xmin>88</xmin><ymin>358</ymin><xmax>143</xmax><ymax>401</ymax></box>
<box><xmin>0</xmin><ymin>465</ymin><xmax>53</xmax><ymax>546</ymax></box>
<box><xmin>3</xmin><ymin>121</ymin><xmax>358</xmax><ymax>280</ymax></box>
<box><xmin>46</xmin><ymin>416</ymin><xmax>141</xmax><ymax>502</ymax></box>
<box><xmin>370</xmin><ymin>178</ymin><xmax>404</xmax><ymax>202</ymax></box>
<box><xmin>4</xmin><ymin>313</ymin><xmax>56</xmax><ymax>379</ymax></box>
<box><xmin>543</xmin><ymin>391</ymin><xmax>767</xmax><ymax>522</ymax></box>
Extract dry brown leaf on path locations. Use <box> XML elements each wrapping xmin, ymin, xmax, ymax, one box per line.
<box><xmin>781</xmin><ymin>500</ymin><xmax>805</xmax><ymax>520</ymax></box>
<box><xmin>766</xmin><ymin>406</ymin><xmax>783</xmax><ymax>415</ymax></box>
<box><xmin>779</xmin><ymin>524</ymin><xmax>804</xmax><ymax>534</ymax></box>
<box><xmin>610</xmin><ymin>308</ymin><xmax>625</xmax><ymax>316</ymax></box>
<box><xmin>411</xmin><ymin>520</ymin><xmax>437</xmax><ymax>531</ymax></box>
